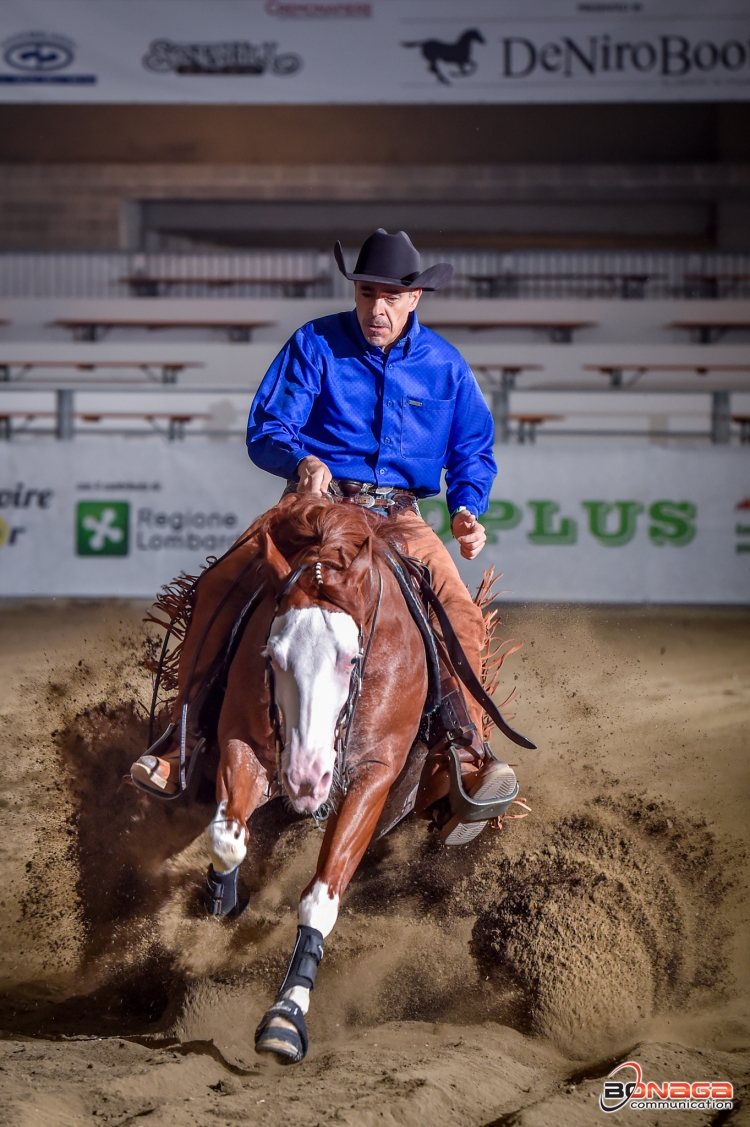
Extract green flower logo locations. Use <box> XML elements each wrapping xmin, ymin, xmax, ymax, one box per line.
<box><xmin>76</xmin><ymin>501</ymin><xmax>130</xmax><ymax>557</ymax></box>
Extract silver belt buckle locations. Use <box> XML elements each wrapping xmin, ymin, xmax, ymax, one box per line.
<box><xmin>356</xmin><ymin>493</ymin><xmax>375</xmax><ymax>507</ymax></box>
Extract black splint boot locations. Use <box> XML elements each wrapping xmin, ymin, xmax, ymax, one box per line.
<box><xmin>205</xmin><ymin>864</ymin><xmax>243</xmax><ymax>918</ymax></box>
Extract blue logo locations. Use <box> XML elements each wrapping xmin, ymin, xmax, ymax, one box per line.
<box><xmin>0</xmin><ymin>32</ymin><xmax>96</xmax><ymax>84</ymax></box>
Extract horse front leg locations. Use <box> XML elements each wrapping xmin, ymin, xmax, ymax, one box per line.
<box><xmin>206</xmin><ymin>737</ymin><xmax>268</xmax><ymax>917</ymax></box>
<box><xmin>255</xmin><ymin>761</ymin><xmax>394</xmax><ymax>1062</ymax></box>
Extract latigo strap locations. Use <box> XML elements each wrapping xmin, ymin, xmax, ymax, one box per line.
<box><xmin>391</xmin><ymin>551</ymin><xmax>537</xmax><ymax>751</ymax></box>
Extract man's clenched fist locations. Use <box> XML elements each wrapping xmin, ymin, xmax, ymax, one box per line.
<box><xmin>296</xmin><ymin>455</ymin><xmax>333</xmax><ymax>495</ymax></box>
<box><xmin>451</xmin><ymin>509</ymin><xmax>486</xmax><ymax>560</ymax></box>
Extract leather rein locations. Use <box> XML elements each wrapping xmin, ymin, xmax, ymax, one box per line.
<box><xmin>144</xmin><ymin>533</ymin><xmax>534</xmax><ymax>809</ymax></box>
<box><xmin>264</xmin><ymin>561</ymin><xmax>384</xmax><ymax>824</ymax></box>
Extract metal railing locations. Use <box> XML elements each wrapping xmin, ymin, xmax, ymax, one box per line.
<box><xmin>2</xmin><ymin>250</ymin><xmax>750</xmax><ymax>300</ymax></box>
<box><xmin>0</xmin><ymin>381</ymin><xmax>744</xmax><ymax>446</ymax></box>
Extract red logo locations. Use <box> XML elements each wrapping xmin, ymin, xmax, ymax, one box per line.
<box><xmin>600</xmin><ymin>1061</ymin><xmax>734</xmax><ymax>1114</ymax></box>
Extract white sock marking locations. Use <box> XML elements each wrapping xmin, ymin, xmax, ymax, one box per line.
<box><xmin>299</xmin><ymin>880</ymin><xmax>340</xmax><ymax>937</ymax></box>
<box><xmin>206</xmin><ymin>799</ymin><xmax>247</xmax><ymax>873</ymax></box>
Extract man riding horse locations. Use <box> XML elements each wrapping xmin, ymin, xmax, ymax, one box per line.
<box><xmin>128</xmin><ymin>230</ymin><xmax>532</xmax><ymax>1064</ymax></box>
<box><xmin>131</xmin><ymin>228</ymin><xmax>521</xmax><ymax>841</ymax></box>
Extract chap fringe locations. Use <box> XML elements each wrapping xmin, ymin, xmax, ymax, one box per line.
<box><xmin>474</xmin><ymin>566</ymin><xmax>523</xmax><ymax>734</ymax></box>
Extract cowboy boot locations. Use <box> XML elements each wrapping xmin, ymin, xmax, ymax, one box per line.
<box><xmin>439</xmin><ymin>756</ymin><xmax>518</xmax><ymax>846</ymax></box>
<box><xmin>130</xmin><ymin>721</ymin><xmax>190</xmax><ymax>797</ymax></box>
<box><xmin>130</xmin><ymin>745</ymin><xmax>181</xmax><ymax>796</ymax></box>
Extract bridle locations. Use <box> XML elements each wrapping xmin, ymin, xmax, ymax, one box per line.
<box><xmin>264</xmin><ymin>560</ymin><xmax>383</xmax><ymax>826</ymax></box>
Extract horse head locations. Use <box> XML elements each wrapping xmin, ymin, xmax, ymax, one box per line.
<box><xmin>262</xmin><ymin>530</ymin><xmax>372</xmax><ymax>814</ymax></box>
<box><xmin>462</xmin><ymin>28</ymin><xmax>485</xmax><ymax>45</ymax></box>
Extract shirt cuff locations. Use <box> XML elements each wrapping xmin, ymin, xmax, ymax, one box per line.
<box><xmin>447</xmin><ymin>488</ymin><xmax>482</xmax><ymax>518</ymax></box>
<box><xmin>247</xmin><ymin>437</ymin><xmax>307</xmax><ymax>481</ymax></box>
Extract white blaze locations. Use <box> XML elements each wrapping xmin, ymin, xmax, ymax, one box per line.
<box><xmin>266</xmin><ymin>606</ymin><xmax>360</xmax><ymax>813</ymax></box>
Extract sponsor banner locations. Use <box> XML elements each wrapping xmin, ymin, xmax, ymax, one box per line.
<box><xmin>0</xmin><ymin>440</ymin><xmax>747</xmax><ymax>603</ymax></box>
<box><xmin>0</xmin><ymin>1</ymin><xmax>748</xmax><ymax>104</ymax></box>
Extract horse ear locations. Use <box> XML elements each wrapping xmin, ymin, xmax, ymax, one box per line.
<box><xmin>263</xmin><ymin>531</ymin><xmax>291</xmax><ymax>584</ymax></box>
<box><xmin>343</xmin><ymin>537</ymin><xmax>372</xmax><ymax>587</ymax></box>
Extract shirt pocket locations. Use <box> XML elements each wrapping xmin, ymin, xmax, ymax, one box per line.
<box><xmin>400</xmin><ymin>396</ymin><xmax>453</xmax><ymax>460</ymax></box>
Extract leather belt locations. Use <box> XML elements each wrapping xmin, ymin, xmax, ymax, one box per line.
<box><xmin>284</xmin><ymin>478</ymin><xmax>420</xmax><ymax>517</ymax></box>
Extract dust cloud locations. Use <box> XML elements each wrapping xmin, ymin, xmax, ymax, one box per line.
<box><xmin>0</xmin><ymin>599</ymin><xmax>747</xmax><ymax>1126</ymax></box>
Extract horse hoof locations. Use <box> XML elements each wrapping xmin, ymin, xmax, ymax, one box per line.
<box><xmin>205</xmin><ymin>864</ymin><xmax>246</xmax><ymax>918</ymax></box>
<box><xmin>255</xmin><ymin>1000</ymin><xmax>308</xmax><ymax>1064</ymax></box>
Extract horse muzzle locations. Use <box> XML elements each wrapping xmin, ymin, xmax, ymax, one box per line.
<box><xmin>282</xmin><ymin>764</ymin><xmax>333</xmax><ymax>813</ymax></box>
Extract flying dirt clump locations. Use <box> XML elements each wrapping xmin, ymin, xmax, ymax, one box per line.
<box><xmin>470</xmin><ymin>801</ymin><xmax>735</xmax><ymax>1058</ymax></box>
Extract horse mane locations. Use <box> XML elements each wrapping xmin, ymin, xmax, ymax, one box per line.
<box><xmin>258</xmin><ymin>494</ymin><xmax>399</xmax><ymax>620</ymax></box>
<box><xmin>145</xmin><ymin>494</ymin><xmax>520</xmax><ymax>706</ymax></box>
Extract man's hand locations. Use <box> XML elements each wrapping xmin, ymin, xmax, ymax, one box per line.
<box><xmin>297</xmin><ymin>455</ymin><xmax>333</xmax><ymax>495</ymax></box>
<box><xmin>451</xmin><ymin>509</ymin><xmax>486</xmax><ymax>560</ymax></box>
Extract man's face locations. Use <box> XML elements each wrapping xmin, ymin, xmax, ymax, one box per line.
<box><xmin>354</xmin><ymin>282</ymin><xmax>422</xmax><ymax>350</ymax></box>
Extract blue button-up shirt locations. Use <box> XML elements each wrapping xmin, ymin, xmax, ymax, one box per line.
<box><xmin>246</xmin><ymin>309</ymin><xmax>496</xmax><ymax>516</ymax></box>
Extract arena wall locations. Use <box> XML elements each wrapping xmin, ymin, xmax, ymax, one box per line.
<box><xmin>0</xmin><ymin>440</ymin><xmax>745</xmax><ymax>602</ymax></box>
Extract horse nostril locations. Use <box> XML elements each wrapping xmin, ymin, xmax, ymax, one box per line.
<box><xmin>319</xmin><ymin>772</ymin><xmax>332</xmax><ymax>793</ymax></box>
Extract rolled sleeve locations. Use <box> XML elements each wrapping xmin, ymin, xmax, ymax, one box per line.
<box><xmin>246</xmin><ymin>328</ymin><xmax>322</xmax><ymax>479</ymax></box>
<box><xmin>444</xmin><ymin>369</ymin><xmax>497</xmax><ymax>516</ymax></box>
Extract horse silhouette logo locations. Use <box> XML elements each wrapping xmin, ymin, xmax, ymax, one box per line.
<box><xmin>402</xmin><ymin>28</ymin><xmax>485</xmax><ymax>85</ymax></box>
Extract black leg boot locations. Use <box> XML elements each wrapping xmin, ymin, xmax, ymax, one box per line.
<box><xmin>205</xmin><ymin>864</ymin><xmax>240</xmax><ymax>918</ymax></box>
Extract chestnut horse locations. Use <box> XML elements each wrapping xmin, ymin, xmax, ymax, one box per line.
<box><xmin>141</xmin><ymin>493</ymin><xmax>527</xmax><ymax>1062</ymax></box>
<box><xmin>157</xmin><ymin>495</ymin><xmax>427</xmax><ymax>1061</ymax></box>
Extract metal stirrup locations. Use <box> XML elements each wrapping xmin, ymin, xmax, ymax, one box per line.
<box><xmin>446</xmin><ymin>745</ymin><xmax>519</xmax><ymax>824</ymax></box>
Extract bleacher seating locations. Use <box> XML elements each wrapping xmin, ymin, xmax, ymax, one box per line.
<box><xmin>0</xmin><ymin>250</ymin><xmax>748</xmax><ymax>445</ymax></box>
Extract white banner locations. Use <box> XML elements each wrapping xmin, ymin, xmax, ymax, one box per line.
<box><xmin>0</xmin><ymin>1</ymin><xmax>748</xmax><ymax>103</ymax></box>
<box><xmin>0</xmin><ymin>440</ymin><xmax>747</xmax><ymax>603</ymax></box>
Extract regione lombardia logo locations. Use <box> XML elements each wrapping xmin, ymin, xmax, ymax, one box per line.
<box><xmin>76</xmin><ymin>501</ymin><xmax>130</xmax><ymax>557</ymax></box>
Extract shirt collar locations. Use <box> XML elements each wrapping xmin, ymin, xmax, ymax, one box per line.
<box><xmin>347</xmin><ymin>308</ymin><xmax>420</xmax><ymax>359</ymax></box>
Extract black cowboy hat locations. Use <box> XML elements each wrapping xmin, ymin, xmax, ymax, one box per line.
<box><xmin>334</xmin><ymin>229</ymin><xmax>453</xmax><ymax>291</ymax></box>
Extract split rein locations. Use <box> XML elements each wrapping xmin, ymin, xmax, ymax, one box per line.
<box><xmin>264</xmin><ymin>560</ymin><xmax>384</xmax><ymax>826</ymax></box>
<box><xmin>144</xmin><ymin>524</ymin><xmax>383</xmax><ymax>808</ymax></box>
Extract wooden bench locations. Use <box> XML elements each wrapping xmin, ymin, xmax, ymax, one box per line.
<box><xmin>470</xmin><ymin>365</ymin><xmax>545</xmax><ymax>443</ymax></box>
<box><xmin>78</xmin><ymin>411</ymin><xmax>211</xmax><ymax>440</ymax></box>
<box><xmin>472</xmin><ymin>363</ymin><xmax>544</xmax><ymax>384</ymax></box>
<box><xmin>421</xmin><ymin>317</ymin><xmax>596</xmax><ymax>343</ymax></box>
<box><xmin>669</xmin><ymin>319</ymin><xmax>750</xmax><ymax>344</ymax></box>
<box><xmin>121</xmin><ymin>275</ymin><xmax>329</xmax><ymax>298</ymax></box>
<box><xmin>510</xmin><ymin>413</ymin><xmax>563</xmax><ymax>444</ymax></box>
<box><xmin>733</xmin><ymin>415</ymin><xmax>750</xmax><ymax>445</ymax></box>
<box><xmin>0</xmin><ymin>360</ymin><xmax>204</xmax><ymax>384</ymax></box>
<box><xmin>583</xmin><ymin>362</ymin><xmax>750</xmax><ymax>388</ymax></box>
<box><xmin>0</xmin><ymin>409</ymin><xmax>211</xmax><ymax>441</ymax></box>
<box><xmin>53</xmin><ymin>317</ymin><xmax>276</xmax><ymax>343</ymax></box>
<box><xmin>460</xmin><ymin>272</ymin><xmax>665</xmax><ymax>299</ymax></box>
<box><xmin>683</xmin><ymin>274</ymin><xmax>750</xmax><ymax>299</ymax></box>
<box><xmin>0</xmin><ymin>411</ymin><xmax>54</xmax><ymax>440</ymax></box>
